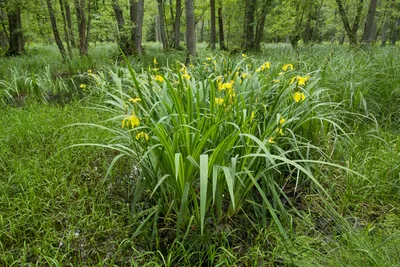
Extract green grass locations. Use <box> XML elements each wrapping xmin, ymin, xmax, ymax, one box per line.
<box><xmin>1</xmin><ymin>43</ymin><xmax>400</xmax><ymax>266</ymax></box>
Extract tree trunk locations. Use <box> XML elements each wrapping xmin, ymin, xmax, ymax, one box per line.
<box><xmin>290</xmin><ymin>1</ymin><xmax>305</xmax><ymax>48</ymax></box>
<box><xmin>218</xmin><ymin>5</ymin><xmax>226</xmax><ymax>50</ymax></box>
<box><xmin>185</xmin><ymin>0</ymin><xmax>196</xmax><ymax>64</ymax></box>
<box><xmin>210</xmin><ymin>0</ymin><xmax>216</xmax><ymax>49</ymax></box>
<box><xmin>362</xmin><ymin>0</ymin><xmax>377</xmax><ymax>45</ymax></box>
<box><xmin>75</xmin><ymin>0</ymin><xmax>88</xmax><ymax>55</ymax></box>
<box><xmin>335</xmin><ymin>0</ymin><xmax>363</xmax><ymax>45</ymax></box>
<box><xmin>65</xmin><ymin>2</ymin><xmax>76</xmax><ymax>47</ymax></box>
<box><xmin>59</xmin><ymin>0</ymin><xmax>73</xmax><ymax>58</ymax></box>
<box><xmin>129</xmin><ymin>0</ymin><xmax>137</xmax><ymax>52</ymax></box>
<box><xmin>391</xmin><ymin>19</ymin><xmax>399</xmax><ymax>45</ymax></box>
<box><xmin>85</xmin><ymin>0</ymin><xmax>91</xmax><ymax>52</ymax></box>
<box><xmin>173</xmin><ymin>0</ymin><xmax>182</xmax><ymax>49</ymax></box>
<box><xmin>312</xmin><ymin>0</ymin><xmax>324</xmax><ymax>43</ymax></box>
<box><xmin>243</xmin><ymin>0</ymin><xmax>256</xmax><ymax>50</ymax></box>
<box><xmin>6</xmin><ymin>7</ymin><xmax>24</xmax><ymax>56</ymax></box>
<box><xmin>156</xmin><ymin>0</ymin><xmax>168</xmax><ymax>50</ymax></box>
<box><xmin>46</xmin><ymin>0</ymin><xmax>68</xmax><ymax>60</ymax></box>
<box><xmin>0</xmin><ymin>9</ymin><xmax>9</xmax><ymax>40</ymax></box>
<box><xmin>200</xmin><ymin>19</ymin><xmax>204</xmax><ymax>43</ymax></box>
<box><xmin>303</xmin><ymin>4</ymin><xmax>313</xmax><ymax>44</ymax></box>
<box><xmin>112</xmin><ymin>0</ymin><xmax>125</xmax><ymax>31</ymax></box>
<box><xmin>135</xmin><ymin>0</ymin><xmax>144</xmax><ymax>55</ymax></box>
<box><xmin>254</xmin><ymin>1</ymin><xmax>269</xmax><ymax>51</ymax></box>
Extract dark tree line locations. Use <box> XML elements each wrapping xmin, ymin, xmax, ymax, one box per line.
<box><xmin>1</xmin><ymin>0</ymin><xmax>400</xmax><ymax>59</ymax></box>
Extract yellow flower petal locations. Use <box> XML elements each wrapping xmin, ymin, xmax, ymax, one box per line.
<box><xmin>294</xmin><ymin>92</ymin><xmax>301</xmax><ymax>103</ymax></box>
<box><xmin>282</xmin><ymin>64</ymin><xmax>293</xmax><ymax>71</ymax></box>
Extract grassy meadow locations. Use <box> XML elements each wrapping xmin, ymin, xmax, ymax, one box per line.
<box><xmin>1</xmin><ymin>43</ymin><xmax>400</xmax><ymax>266</ymax></box>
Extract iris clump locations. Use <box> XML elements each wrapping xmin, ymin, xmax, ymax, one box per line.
<box><xmin>86</xmin><ymin>54</ymin><xmax>351</xmax><ymax>242</ymax></box>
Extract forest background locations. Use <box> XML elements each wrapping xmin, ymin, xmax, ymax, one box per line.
<box><xmin>1</xmin><ymin>0</ymin><xmax>400</xmax><ymax>266</ymax></box>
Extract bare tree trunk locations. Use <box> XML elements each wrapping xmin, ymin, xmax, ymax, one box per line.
<box><xmin>156</xmin><ymin>0</ymin><xmax>168</xmax><ymax>50</ymax></box>
<box><xmin>112</xmin><ymin>0</ymin><xmax>125</xmax><ymax>31</ymax></box>
<box><xmin>243</xmin><ymin>0</ymin><xmax>256</xmax><ymax>50</ymax></box>
<box><xmin>254</xmin><ymin>1</ymin><xmax>269</xmax><ymax>51</ymax></box>
<box><xmin>185</xmin><ymin>0</ymin><xmax>196</xmax><ymax>64</ymax></box>
<box><xmin>210</xmin><ymin>0</ymin><xmax>216</xmax><ymax>49</ymax></box>
<box><xmin>200</xmin><ymin>19</ymin><xmax>204</xmax><ymax>43</ymax></box>
<box><xmin>312</xmin><ymin>0</ymin><xmax>324</xmax><ymax>43</ymax></box>
<box><xmin>391</xmin><ymin>19</ymin><xmax>399</xmax><ymax>45</ymax></box>
<box><xmin>59</xmin><ymin>0</ymin><xmax>72</xmax><ymax>58</ymax></box>
<box><xmin>85</xmin><ymin>0</ymin><xmax>91</xmax><ymax>52</ymax></box>
<box><xmin>173</xmin><ymin>0</ymin><xmax>182</xmax><ymax>49</ymax></box>
<box><xmin>75</xmin><ymin>0</ymin><xmax>88</xmax><ymax>55</ymax></box>
<box><xmin>303</xmin><ymin>3</ymin><xmax>313</xmax><ymax>44</ymax></box>
<box><xmin>129</xmin><ymin>0</ymin><xmax>137</xmax><ymax>52</ymax></box>
<box><xmin>0</xmin><ymin>9</ymin><xmax>9</xmax><ymax>40</ymax></box>
<box><xmin>362</xmin><ymin>0</ymin><xmax>378</xmax><ymax>45</ymax></box>
<box><xmin>218</xmin><ymin>5</ymin><xmax>226</xmax><ymax>50</ymax></box>
<box><xmin>335</xmin><ymin>0</ymin><xmax>364</xmax><ymax>45</ymax></box>
<box><xmin>135</xmin><ymin>0</ymin><xmax>144</xmax><ymax>55</ymax></box>
<box><xmin>6</xmin><ymin>7</ymin><xmax>24</xmax><ymax>56</ymax></box>
<box><xmin>46</xmin><ymin>0</ymin><xmax>68</xmax><ymax>60</ymax></box>
<box><xmin>65</xmin><ymin>2</ymin><xmax>75</xmax><ymax>47</ymax></box>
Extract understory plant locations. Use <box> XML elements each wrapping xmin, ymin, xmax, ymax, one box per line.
<box><xmin>81</xmin><ymin>55</ymin><xmax>354</xmax><ymax>241</ymax></box>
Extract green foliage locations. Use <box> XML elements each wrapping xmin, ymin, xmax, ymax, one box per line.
<box><xmin>1</xmin><ymin>44</ymin><xmax>400</xmax><ymax>266</ymax></box>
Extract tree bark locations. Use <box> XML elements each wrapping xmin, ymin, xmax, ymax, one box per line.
<box><xmin>254</xmin><ymin>0</ymin><xmax>269</xmax><ymax>51</ymax></box>
<box><xmin>65</xmin><ymin>2</ymin><xmax>76</xmax><ymax>47</ymax></box>
<box><xmin>303</xmin><ymin>3</ymin><xmax>313</xmax><ymax>44</ymax></box>
<box><xmin>362</xmin><ymin>0</ymin><xmax>377</xmax><ymax>45</ymax></box>
<box><xmin>6</xmin><ymin>7</ymin><xmax>24</xmax><ymax>56</ymax></box>
<box><xmin>173</xmin><ymin>0</ymin><xmax>181</xmax><ymax>49</ymax></box>
<box><xmin>185</xmin><ymin>0</ymin><xmax>196</xmax><ymax>64</ymax></box>
<box><xmin>391</xmin><ymin>19</ymin><xmax>399</xmax><ymax>45</ymax></box>
<box><xmin>0</xmin><ymin>9</ymin><xmax>9</xmax><ymax>40</ymax></box>
<box><xmin>156</xmin><ymin>0</ymin><xmax>168</xmax><ymax>50</ymax></box>
<box><xmin>210</xmin><ymin>0</ymin><xmax>216</xmax><ymax>49</ymax></box>
<box><xmin>129</xmin><ymin>0</ymin><xmax>137</xmax><ymax>51</ymax></box>
<box><xmin>85</xmin><ymin>0</ymin><xmax>91</xmax><ymax>52</ymax></box>
<box><xmin>135</xmin><ymin>0</ymin><xmax>144</xmax><ymax>55</ymax></box>
<box><xmin>243</xmin><ymin>0</ymin><xmax>256</xmax><ymax>50</ymax></box>
<box><xmin>335</xmin><ymin>0</ymin><xmax>364</xmax><ymax>45</ymax></box>
<box><xmin>112</xmin><ymin>0</ymin><xmax>125</xmax><ymax>31</ymax></box>
<box><xmin>59</xmin><ymin>0</ymin><xmax>72</xmax><ymax>58</ymax></box>
<box><xmin>46</xmin><ymin>0</ymin><xmax>68</xmax><ymax>60</ymax></box>
<box><xmin>75</xmin><ymin>0</ymin><xmax>88</xmax><ymax>55</ymax></box>
<box><xmin>218</xmin><ymin>5</ymin><xmax>226</xmax><ymax>50</ymax></box>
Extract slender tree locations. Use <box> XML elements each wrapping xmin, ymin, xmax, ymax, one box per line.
<box><xmin>335</xmin><ymin>0</ymin><xmax>364</xmax><ymax>45</ymax></box>
<box><xmin>59</xmin><ymin>0</ymin><xmax>72</xmax><ymax>57</ymax></box>
<box><xmin>255</xmin><ymin>0</ymin><xmax>271</xmax><ymax>51</ymax></box>
<box><xmin>210</xmin><ymin>0</ymin><xmax>216</xmax><ymax>49</ymax></box>
<box><xmin>156</xmin><ymin>0</ymin><xmax>168</xmax><ymax>50</ymax></box>
<box><xmin>65</xmin><ymin>1</ymin><xmax>75</xmax><ymax>47</ymax></box>
<box><xmin>243</xmin><ymin>0</ymin><xmax>256</xmax><ymax>50</ymax></box>
<box><xmin>362</xmin><ymin>0</ymin><xmax>378</xmax><ymax>45</ymax></box>
<box><xmin>75</xmin><ymin>0</ymin><xmax>88</xmax><ymax>55</ymax></box>
<box><xmin>173</xmin><ymin>0</ymin><xmax>182</xmax><ymax>49</ymax></box>
<box><xmin>135</xmin><ymin>0</ymin><xmax>144</xmax><ymax>55</ymax></box>
<box><xmin>218</xmin><ymin>2</ymin><xmax>226</xmax><ymax>50</ymax></box>
<box><xmin>185</xmin><ymin>0</ymin><xmax>196</xmax><ymax>64</ymax></box>
<box><xmin>46</xmin><ymin>0</ymin><xmax>68</xmax><ymax>60</ymax></box>
<box><xmin>6</xmin><ymin>6</ymin><xmax>24</xmax><ymax>56</ymax></box>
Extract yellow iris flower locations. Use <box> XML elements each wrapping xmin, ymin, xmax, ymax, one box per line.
<box><xmin>155</xmin><ymin>75</ymin><xmax>164</xmax><ymax>82</ymax></box>
<box><xmin>293</xmin><ymin>92</ymin><xmax>306</xmax><ymax>103</ymax></box>
<box><xmin>282</xmin><ymin>64</ymin><xmax>294</xmax><ymax>71</ymax></box>
<box><xmin>122</xmin><ymin>112</ymin><xmax>140</xmax><ymax>128</ymax></box>
<box><xmin>135</xmin><ymin>131</ymin><xmax>149</xmax><ymax>141</ymax></box>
